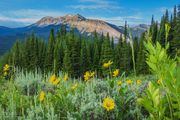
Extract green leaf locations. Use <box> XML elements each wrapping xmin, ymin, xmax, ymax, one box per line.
<box><xmin>146</xmin><ymin>61</ymin><xmax>157</xmax><ymax>72</ymax></box>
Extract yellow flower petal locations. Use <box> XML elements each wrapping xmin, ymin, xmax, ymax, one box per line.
<box><xmin>49</xmin><ymin>74</ymin><xmax>57</xmax><ymax>84</ymax></box>
<box><xmin>126</xmin><ymin>79</ymin><xmax>133</xmax><ymax>85</ymax></box>
<box><xmin>117</xmin><ymin>81</ymin><xmax>122</xmax><ymax>86</ymax></box>
<box><xmin>103</xmin><ymin>60</ymin><xmax>113</xmax><ymax>68</ymax></box>
<box><xmin>112</xmin><ymin>69</ymin><xmax>119</xmax><ymax>77</ymax></box>
<box><xmin>102</xmin><ymin>97</ymin><xmax>115</xmax><ymax>111</ymax></box>
<box><xmin>136</xmin><ymin>80</ymin><xmax>141</xmax><ymax>85</ymax></box>
<box><xmin>39</xmin><ymin>91</ymin><xmax>45</xmax><ymax>102</ymax></box>
<box><xmin>71</xmin><ymin>83</ymin><xmax>78</xmax><ymax>90</ymax></box>
<box><xmin>3</xmin><ymin>64</ymin><xmax>10</xmax><ymax>71</ymax></box>
<box><xmin>63</xmin><ymin>73</ymin><xmax>69</xmax><ymax>81</ymax></box>
<box><xmin>84</xmin><ymin>71</ymin><xmax>95</xmax><ymax>81</ymax></box>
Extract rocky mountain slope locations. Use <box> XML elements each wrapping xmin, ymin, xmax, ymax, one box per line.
<box><xmin>32</xmin><ymin>14</ymin><xmax>124</xmax><ymax>40</ymax></box>
<box><xmin>0</xmin><ymin>14</ymin><xmax>148</xmax><ymax>54</ymax></box>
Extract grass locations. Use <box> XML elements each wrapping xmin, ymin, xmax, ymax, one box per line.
<box><xmin>0</xmin><ymin>70</ymin><xmax>155</xmax><ymax>120</ymax></box>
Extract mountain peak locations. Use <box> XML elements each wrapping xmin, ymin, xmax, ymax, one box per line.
<box><xmin>63</xmin><ymin>14</ymin><xmax>86</xmax><ymax>21</ymax></box>
<box><xmin>33</xmin><ymin>14</ymin><xmax>125</xmax><ymax>42</ymax></box>
<box><xmin>35</xmin><ymin>14</ymin><xmax>86</xmax><ymax>27</ymax></box>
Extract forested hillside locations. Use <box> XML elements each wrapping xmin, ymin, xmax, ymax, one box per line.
<box><xmin>1</xmin><ymin>5</ymin><xmax>179</xmax><ymax>78</ymax></box>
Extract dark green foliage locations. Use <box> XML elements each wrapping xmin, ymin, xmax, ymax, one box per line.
<box><xmin>63</xmin><ymin>45</ymin><xmax>73</xmax><ymax>76</ymax></box>
<box><xmin>114</xmin><ymin>35</ymin><xmax>123</xmax><ymax>69</ymax></box>
<box><xmin>45</xmin><ymin>29</ymin><xmax>55</xmax><ymax>72</ymax></box>
<box><xmin>124</xmin><ymin>21</ymin><xmax>128</xmax><ymax>40</ymax></box>
<box><xmin>3</xmin><ymin>5</ymin><xmax>180</xmax><ymax>78</ymax></box>
<box><xmin>120</xmin><ymin>41</ymin><xmax>131</xmax><ymax>73</ymax></box>
<box><xmin>80</xmin><ymin>40</ymin><xmax>91</xmax><ymax>75</ymax></box>
<box><xmin>171</xmin><ymin>5</ymin><xmax>180</xmax><ymax>57</ymax></box>
<box><xmin>136</xmin><ymin>33</ymin><xmax>148</xmax><ymax>74</ymax></box>
<box><xmin>150</xmin><ymin>17</ymin><xmax>158</xmax><ymax>44</ymax></box>
<box><xmin>157</xmin><ymin>15</ymin><xmax>166</xmax><ymax>47</ymax></box>
<box><xmin>100</xmin><ymin>33</ymin><xmax>113</xmax><ymax>64</ymax></box>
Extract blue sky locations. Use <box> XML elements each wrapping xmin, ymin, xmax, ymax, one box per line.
<box><xmin>0</xmin><ymin>0</ymin><xmax>179</xmax><ymax>27</ymax></box>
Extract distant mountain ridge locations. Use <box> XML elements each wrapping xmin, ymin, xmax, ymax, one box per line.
<box><xmin>0</xmin><ymin>14</ymin><xmax>149</xmax><ymax>54</ymax></box>
<box><xmin>32</xmin><ymin>14</ymin><xmax>124</xmax><ymax>40</ymax></box>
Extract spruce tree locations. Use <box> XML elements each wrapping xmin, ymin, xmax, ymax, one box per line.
<box><xmin>38</xmin><ymin>39</ymin><xmax>46</xmax><ymax>71</ymax></box>
<box><xmin>124</xmin><ymin>21</ymin><xmax>128</xmax><ymax>41</ymax></box>
<box><xmin>45</xmin><ymin>29</ymin><xmax>55</xmax><ymax>72</ymax></box>
<box><xmin>171</xmin><ymin>4</ymin><xmax>180</xmax><ymax>57</ymax></box>
<box><xmin>114</xmin><ymin>35</ymin><xmax>123</xmax><ymax>69</ymax></box>
<box><xmin>63</xmin><ymin>44</ymin><xmax>72</xmax><ymax>76</ymax></box>
<box><xmin>157</xmin><ymin>15</ymin><xmax>166</xmax><ymax>47</ymax></box>
<box><xmin>100</xmin><ymin>33</ymin><xmax>113</xmax><ymax>63</ymax></box>
<box><xmin>136</xmin><ymin>33</ymin><xmax>148</xmax><ymax>74</ymax></box>
<box><xmin>80</xmin><ymin>40</ymin><xmax>91</xmax><ymax>75</ymax></box>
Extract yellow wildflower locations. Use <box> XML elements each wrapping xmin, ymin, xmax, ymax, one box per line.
<box><xmin>136</xmin><ymin>80</ymin><xmax>142</xmax><ymax>85</ymax></box>
<box><xmin>52</xmin><ymin>79</ymin><xmax>60</xmax><ymax>85</ymax></box>
<box><xmin>84</xmin><ymin>71</ymin><xmax>91</xmax><ymax>81</ymax></box>
<box><xmin>63</xmin><ymin>73</ymin><xmax>69</xmax><ymax>81</ymax></box>
<box><xmin>112</xmin><ymin>69</ymin><xmax>119</xmax><ymax>77</ymax></box>
<box><xmin>84</xmin><ymin>71</ymin><xmax>95</xmax><ymax>81</ymax></box>
<box><xmin>39</xmin><ymin>91</ymin><xmax>45</xmax><ymax>102</ymax></box>
<box><xmin>103</xmin><ymin>60</ymin><xmax>113</xmax><ymax>68</ymax></box>
<box><xmin>71</xmin><ymin>83</ymin><xmax>78</xmax><ymax>90</ymax></box>
<box><xmin>49</xmin><ymin>74</ymin><xmax>56</xmax><ymax>84</ymax></box>
<box><xmin>90</xmin><ymin>71</ymin><xmax>95</xmax><ymax>77</ymax></box>
<box><xmin>3</xmin><ymin>71</ymin><xmax>8</xmax><ymax>77</ymax></box>
<box><xmin>126</xmin><ymin>79</ymin><xmax>133</xmax><ymax>85</ymax></box>
<box><xmin>3</xmin><ymin>64</ymin><xmax>10</xmax><ymax>71</ymax></box>
<box><xmin>157</xmin><ymin>79</ymin><xmax>161</xmax><ymax>84</ymax></box>
<box><xmin>117</xmin><ymin>81</ymin><xmax>122</xmax><ymax>86</ymax></box>
<box><xmin>102</xmin><ymin>97</ymin><xmax>115</xmax><ymax>111</ymax></box>
<box><xmin>49</xmin><ymin>74</ymin><xmax>60</xmax><ymax>85</ymax></box>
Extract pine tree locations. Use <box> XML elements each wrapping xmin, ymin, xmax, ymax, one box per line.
<box><xmin>100</xmin><ymin>33</ymin><xmax>113</xmax><ymax>64</ymax></box>
<box><xmin>136</xmin><ymin>33</ymin><xmax>148</xmax><ymax>74</ymax></box>
<box><xmin>65</xmin><ymin>29</ymin><xmax>81</xmax><ymax>78</ymax></box>
<box><xmin>45</xmin><ymin>29</ymin><xmax>55</xmax><ymax>72</ymax></box>
<box><xmin>165</xmin><ymin>9</ymin><xmax>169</xmax><ymax>23</ymax></box>
<box><xmin>11</xmin><ymin>40</ymin><xmax>21</xmax><ymax>67</ymax></box>
<box><xmin>124</xmin><ymin>21</ymin><xmax>128</xmax><ymax>41</ymax></box>
<box><xmin>114</xmin><ymin>35</ymin><xmax>123</xmax><ymax>69</ymax></box>
<box><xmin>80</xmin><ymin>40</ymin><xmax>91</xmax><ymax>75</ymax></box>
<box><xmin>120</xmin><ymin>41</ymin><xmax>131</xmax><ymax>73</ymax></box>
<box><xmin>54</xmin><ymin>41</ymin><xmax>61</xmax><ymax>74</ymax></box>
<box><xmin>38</xmin><ymin>39</ymin><xmax>46</xmax><ymax>71</ymax></box>
<box><xmin>63</xmin><ymin>44</ymin><xmax>72</xmax><ymax>76</ymax></box>
<box><xmin>171</xmin><ymin>4</ymin><xmax>180</xmax><ymax>57</ymax></box>
<box><xmin>150</xmin><ymin>15</ymin><xmax>155</xmax><ymax>35</ymax></box>
<box><xmin>133</xmin><ymin>37</ymin><xmax>139</xmax><ymax>62</ymax></box>
<box><xmin>157</xmin><ymin>15</ymin><xmax>166</xmax><ymax>47</ymax></box>
<box><xmin>152</xmin><ymin>21</ymin><xmax>158</xmax><ymax>44</ymax></box>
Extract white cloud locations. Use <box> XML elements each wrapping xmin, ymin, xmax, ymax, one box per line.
<box><xmin>0</xmin><ymin>16</ymin><xmax>39</xmax><ymax>23</ymax></box>
<box><xmin>88</xmin><ymin>15</ymin><xmax>149</xmax><ymax>26</ymax></box>
<box><xmin>68</xmin><ymin>4</ymin><xmax>121</xmax><ymax>10</ymax></box>
<box><xmin>68</xmin><ymin>0</ymin><xmax>122</xmax><ymax>10</ymax></box>
<box><xmin>79</xmin><ymin>0</ymin><xmax>117</xmax><ymax>5</ymax></box>
<box><xmin>0</xmin><ymin>9</ymin><xmax>66</xmax><ymax>25</ymax></box>
<box><xmin>159</xmin><ymin>7</ymin><xmax>173</xmax><ymax>13</ymax></box>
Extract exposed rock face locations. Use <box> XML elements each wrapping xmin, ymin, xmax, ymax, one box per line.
<box><xmin>34</xmin><ymin>14</ymin><xmax>124</xmax><ymax>41</ymax></box>
<box><xmin>130</xmin><ymin>24</ymin><xmax>149</xmax><ymax>38</ymax></box>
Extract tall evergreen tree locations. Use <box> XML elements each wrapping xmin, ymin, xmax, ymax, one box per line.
<box><xmin>114</xmin><ymin>35</ymin><xmax>123</xmax><ymax>69</ymax></box>
<box><xmin>45</xmin><ymin>29</ymin><xmax>55</xmax><ymax>72</ymax></box>
<box><xmin>136</xmin><ymin>33</ymin><xmax>148</xmax><ymax>74</ymax></box>
<box><xmin>63</xmin><ymin>44</ymin><xmax>72</xmax><ymax>76</ymax></box>
<box><xmin>100</xmin><ymin>33</ymin><xmax>113</xmax><ymax>63</ymax></box>
<box><xmin>38</xmin><ymin>39</ymin><xmax>46</xmax><ymax>71</ymax></box>
<box><xmin>80</xmin><ymin>40</ymin><xmax>91</xmax><ymax>75</ymax></box>
<box><xmin>124</xmin><ymin>21</ymin><xmax>128</xmax><ymax>41</ymax></box>
<box><xmin>157</xmin><ymin>15</ymin><xmax>166</xmax><ymax>47</ymax></box>
<box><xmin>171</xmin><ymin>4</ymin><xmax>180</xmax><ymax>57</ymax></box>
